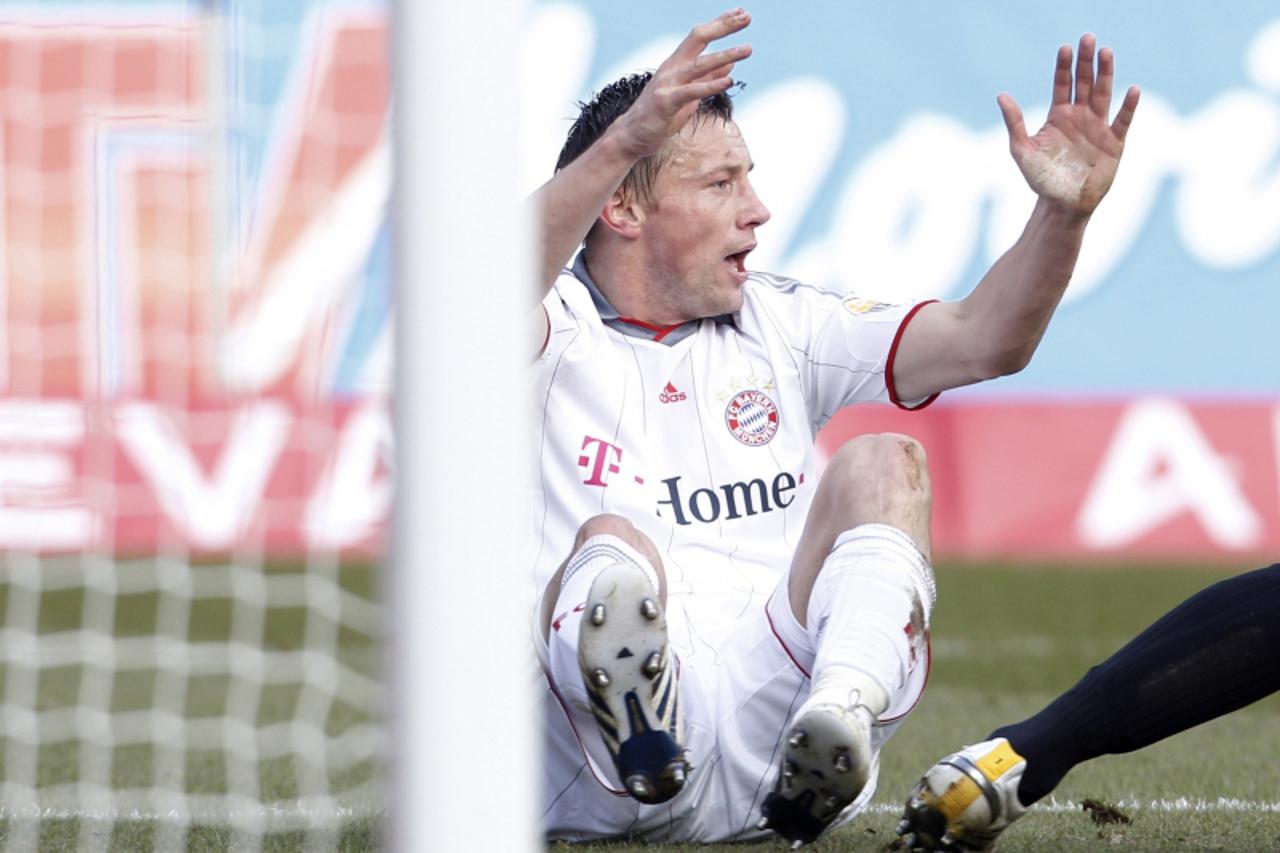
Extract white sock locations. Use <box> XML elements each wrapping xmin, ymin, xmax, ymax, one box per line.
<box><xmin>555</xmin><ymin>534</ymin><xmax>660</xmax><ymax>631</ymax></box>
<box><xmin>548</xmin><ymin>534</ymin><xmax>661</xmax><ymax>683</ymax></box>
<box><xmin>560</xmin><ymin>534</ymin><xmax>658</xmax><ymax>594</ymax></box>
<box><xmin>805</xmin><ymin>523</ymin><xmax>936</xmax><ymax>717</ymax></box>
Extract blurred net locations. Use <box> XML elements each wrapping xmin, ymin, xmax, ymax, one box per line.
<box><xmin>0</xmin><ymin>2</ymin><xmax>390</xmax><ymax>849</ymax></box>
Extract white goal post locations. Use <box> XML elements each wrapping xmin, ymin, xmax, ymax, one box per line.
<box><xmin>390</xmin><ymin>1</ymin><xmax>538</xmax><ymax>851</ymax></box>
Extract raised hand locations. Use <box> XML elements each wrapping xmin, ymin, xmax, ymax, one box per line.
<box><xmin>532</xmin><ymin>9</ymin><xmax>754</xmax><ymax>318</ymax></box>
<box><xmin>998</xmin><ymin>34</ymin><xmax>1140</xmax><ymax>215</ymax></box>
<box><xmin>613</xmin><ymin>8</ymin><xmax>753</xmax><ymax>160</ymax></box>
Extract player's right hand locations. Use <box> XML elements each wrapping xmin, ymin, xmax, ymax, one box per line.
<box><xmin>613</xmin><ymin>8</ymin><xmax>754</xmax><ymax>161</ymax></box>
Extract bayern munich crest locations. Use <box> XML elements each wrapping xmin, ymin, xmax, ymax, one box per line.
<box><xmin>725</xmin><ymin>389</ymin><xmax>779</xmax><ymax>446</ymax></box>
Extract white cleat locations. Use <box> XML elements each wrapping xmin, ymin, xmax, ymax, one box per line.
<box><xmin>758</xmin><ymin>689</ymin><xmax>876</xmax><ymax>846</ymax></box>
<box><xmin>897</xmin><ymin>737</ymin><xmax>1029</xmax><ymax>851</ymax></box>
<box><xmin>578</xmin><ymin>562</ymin><xmax>689</xmax><ymax>805</ymax></box>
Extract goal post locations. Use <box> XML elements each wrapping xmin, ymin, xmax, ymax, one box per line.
<box><xmin>0</xmin><ymin>0</ymin><xmax>538</xmax><ymax>847</ymax></box>
<box><xmin>390</xmin><ymin>1</ymin><xmax>539</xmax><ymax>851</ymax></box>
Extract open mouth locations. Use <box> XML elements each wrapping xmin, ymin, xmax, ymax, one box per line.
<box><xmin>725</xmin><ymin>247</ymin><xmax>753</xmax><ymax>275</ymax></box>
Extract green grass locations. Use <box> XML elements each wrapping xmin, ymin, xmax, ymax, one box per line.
<box><xmin>10</xmin><ymin>561</ymin><xmax>1280</xmax><ymax>850</ymax></box>
<box><xmin>568</xmin><ymin>563</ymin><xmax>1280</xmax><ymax>852</ymax></box>
<box><xmin>0</xmin><ymin>558</ymin><xmax>383</xmax><ymax>852</ymax></box>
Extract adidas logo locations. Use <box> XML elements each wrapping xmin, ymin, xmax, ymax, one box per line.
<box><xmin>659</xmin><ymin>382</ymin><xmax>687</xmax><ymax>404</ymax></box>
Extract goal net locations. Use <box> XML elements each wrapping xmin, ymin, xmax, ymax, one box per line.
<box><xmin>0</xmin><ymin>2</ymin><xmax>389</xmax><ymax>849</ymax></box>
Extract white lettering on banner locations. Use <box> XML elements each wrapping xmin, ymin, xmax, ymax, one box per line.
<box><xmin>218</xmin><ymin>139</ymin><xmax>390</xmax><ymax>394</ymax></box>
<box><xmin>1176</xmin><ymin>91</ymin><xmax>1280</xmax><ymax>267</ymax></box>
<box><xmin>526</xmin><ymin>11</ymin><xmax>1280</xmax><ymax>304</ymax></box>
<box><xmin>0</xmin><ymin>400</ymin><xmax>86</xmax><ymax>444</ymax></box>
<box><xmin>0</xmin><ymin>401</ymin><xmax>95</xmax><ymax>549</ymax></box>
<box><xmin>115</xmin><ymin>401</ymin><xmax>292</xmax><ymax>549</ymax></box>
<box><xmin>519</xmin><ymin>2</ymin><xmax>594</xmax><ymax>194</ymax></box>
<box><xmin>1076</xmin><ymin>399</ymin><xmax>1263</xmax><ymax>550</ymax></box>
<box><xmin>1248</xmin><ymin>18</ymin><xmax>1280</xmax><ymax>92</ymax></box>
<box><xmin>764</xmin><ymin>82</ymin><xmax>1280</xmax><ymax>305</ymax></box>
<box><xmin>305</xmin><ymin>402</ymin><xmax>392</xmax><ymax>548</ymax></box>
<box><xmin>828</xmin><ymin>113</ymin><xmax>997</xmax><ymax>301</ymax></box>
<box><xmin>738</xmin><ymin>79</ymin><xmax>846</xmax><ymax>276</ymax></box>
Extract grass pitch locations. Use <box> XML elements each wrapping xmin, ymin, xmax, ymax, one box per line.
<box><xmin>0</xmin><ymin>559</ymin><xmax>382</xmax><ymax>852</ymax></box>
<box><xmin>566</xmin><ymin>563</ymin><xmax>1280</xmax><ymax>853</ymax></box>
<box><xmin>8</xmin><ymin>561</ymin><xmax>1279</xmax><ymax>850</ymax></box>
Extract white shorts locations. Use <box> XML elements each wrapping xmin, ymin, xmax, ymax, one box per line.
<box><xmin>535</xmin><ymin>564</ymin><xmax>931</xmax><ymax>842</ymax></box>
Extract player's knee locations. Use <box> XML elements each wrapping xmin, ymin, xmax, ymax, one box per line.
<box><xmin>823</xmin><ymin>433</ymin><xmax>931</xmax><ymax>522</ymax></box>
<box><xmin>573</xmin><ymin>514</ymin><xmax>663</xmax><ymax>570</ymax></box>
<box><xmin>573</xmin><ymin>514</ymin><xmax>634</xmax><ymax>547</ymax></box>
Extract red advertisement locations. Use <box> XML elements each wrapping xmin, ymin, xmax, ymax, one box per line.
<box><xmin>818</xmin><ymin>399</ymin><xmax>1280</xmax><ymax>562</ymax></box>
<box><xmin>1</xmin><ymin>11</ymin><xmax>1275</xmax><ymax>562</ymax></box>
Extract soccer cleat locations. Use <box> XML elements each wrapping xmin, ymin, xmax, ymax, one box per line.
<box><xmin>578</xmin><ymin>561</ymin><xmax>689</xmax><ymax>805</ymax></box>
<box><xmin>897</xmin><ymin>737</ymin><xmax>1028</xmax><ymax>852</ymax></box>
<box><xmin>758</xmin><ymin>689</ymin><xmax>875</xmax><ymax>846</ymax></box>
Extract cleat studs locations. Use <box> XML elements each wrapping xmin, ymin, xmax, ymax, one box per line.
<box><xmin>896</xmin><ymin>818</ymin><xmax>910</xmax><ymax>835</ymax></box>
<box><xmin>834</xmin><ymin>751</ymin><xmax>852</xmax><ymax>773</ymax></box>
<box><xmin>756</xmin><ymin>816</ymin><xmax>770</xmax><ymax>831</ymax></box>
<box><xmin>668</xmin><ymin>764</ymin><xmax>686</xmax><ymax>787</ymax></box>
<box><xmin>790</xmin><ymin>841</ymin><xmax>804</xmax><ymax>851</ymax></box>
<box><xmin>626</xmin><ymin>775</ymin><xmax>654</xmax><ymax>800</ymax></box>
<box><xmin>641</xmin><ymin>651</ymin><xmax>663</xmax><ymax>678</ymax></box>
<box><xmin>825</xmin><ymin>795</ymin><xmax>840</xmax><ymax>810</ymax></box>
<box><xmin>782</xmin><ymin>759</ymin><xmax>797</xmax><ymax>779</ymax></box>
<box><xmin>590</xmin><ymin>603</ymin><xmax>606</xmax><ymax>626</ymax></box>
<box><xmin>788</xmin><ymin>730</ymin><xmax>808</xmax><ymax>749</ymax></box>
<box><xmin>941</xmin><ymin>831</ymin><xmax>956</xmax><ymax>846</ymax></box>
<box><xmin>590</xmin><ymin>668</ymin><xmax>610</xmax><ymax>688</ymax></box>
<box><xmin>640</xmin><ymin>598</ymin><xmax>659</xmax><ymax>620</ymax></box>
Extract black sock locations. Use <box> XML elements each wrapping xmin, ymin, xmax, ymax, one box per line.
<box><xmin>990</xmin><ymin>564</ymin><xmax>1280</xmax><ymax>806</ymax></box>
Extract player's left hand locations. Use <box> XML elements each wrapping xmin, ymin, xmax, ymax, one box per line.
<box><xmin>999</xmin><ymin>34</ymin><xmax>1140</xmax><ymax>215</ymax></box>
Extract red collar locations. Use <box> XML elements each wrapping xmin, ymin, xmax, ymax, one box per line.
<box><xmin>615</xmin><ymin>316</ymin><xmax>684</xmax><ymax>342</ymax></box>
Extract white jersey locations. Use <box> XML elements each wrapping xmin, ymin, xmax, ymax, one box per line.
<box><xmin>531</xmin><ymin>254</ymin><xmax>933</xmax><ymax>660</ymax></box>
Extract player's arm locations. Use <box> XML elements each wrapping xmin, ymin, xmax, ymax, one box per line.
<box><xmin>889</xmin><ymin>34</ymin><xmax>1140</xmax><ymax>401</ymax></box>
<box><xmin>529</xmin><ymin>8</ymin><xmax>754</xmax><ymax>346</ymax></box>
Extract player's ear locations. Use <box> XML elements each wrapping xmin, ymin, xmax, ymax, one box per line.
<box><xmin>599</xmin><ymin>186</ymin><xmax>645</xmax><ymax>238</ymax></box>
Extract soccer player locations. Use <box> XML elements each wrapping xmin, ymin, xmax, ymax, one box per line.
<box><xmin>897</xmin><ymin>563</ymin><xmax>1280</xmax><ymax>852</ymax></box>
<box><xmin>530</xmin><ymin>8</ymin><xmax>1139</xmax><ymax>846</ymax></box>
